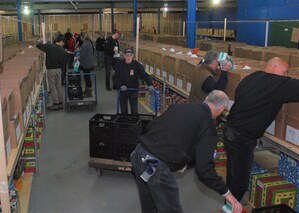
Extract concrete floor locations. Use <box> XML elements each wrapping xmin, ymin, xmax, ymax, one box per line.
<box><xmin>28</xmin><ymin>69</ymin><xmax>225</xmax><ymax>213</ymax></box>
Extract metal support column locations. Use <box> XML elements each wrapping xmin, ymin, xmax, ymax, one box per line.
<box><xmin>17</xmin><ymin>0</ymin><xmax>23</xmax><ymax>41</ymax></box>
<box><xmin>158</xmin><ymin>8</ymin><xmax>161</xmax><ymax>34</ymax></box>
<box><xmin>99</xmin><ymin>10</ymin><xmax>102</xmax><ymax>32</ymax></box>
<box><xmin>133</xmin><ymin>0</ymin><xmax>137</xmax><ymax>37</ymax></box>
<box><xmin>111</xmin><ymin>3</ymin><xmax>114</xmax><ymax>33</ymax></box>
<box><xmin>38</xmin><ymin>10</ymin><xmax>41</xmax><ymax>35</ymax></box>
<box><xmin>31</xmin><ymin>3</ymin><xmax>35</xmax><ymax>36</ymax></box>
<box><xmin>186</xmin><ymin>0</ymin><xmax>196</xmax><ymax>48</ymax></box>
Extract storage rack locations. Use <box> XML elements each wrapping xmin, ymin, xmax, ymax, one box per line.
<box><xmin>0</xmin><ymin>71</ymin><xmax>46</xmax><ymax>213</ymax></box>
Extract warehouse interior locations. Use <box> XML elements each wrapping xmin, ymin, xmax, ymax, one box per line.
<box><xmin>0</xmin><ymin>0</ymin><xmax>299</xmax><ymax>213</ymax></box>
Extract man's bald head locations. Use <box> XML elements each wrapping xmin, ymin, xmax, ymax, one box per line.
<box><xmin>265</xmin><ymin>57</ymin><xmax>289</xmax><ymax>76</ymax></box>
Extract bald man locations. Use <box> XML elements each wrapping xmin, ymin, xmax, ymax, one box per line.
<box><xmin>223</xmin><ymin>57</ymin><xmax>299</xmax><ymax>202</ymax></box>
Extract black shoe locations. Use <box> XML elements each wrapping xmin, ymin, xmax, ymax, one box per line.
<box><xmin>58</xmin><ymin>102</ymin><xmax>63</xmax><ymax>109</ymax></box>
<box><xmin>106</xmin><ymin>87</ymin><xmax>112</xmax><ymax>91</ymax></box>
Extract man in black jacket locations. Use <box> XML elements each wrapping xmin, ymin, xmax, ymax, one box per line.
<box><xmin>95</xmin><ymin>32</ymin><xmax>105</xmax><ymax>70</ymax></box>
<box><xmin>224</xmin><ymin>57</ymin><xmax>299</xmax><ymax>202</ymax></box>
<box><xmin>37</xmin><ymin>35</ymin><xmax>67</xmax><ymax>110</ymax></box>
<box><xmin>113</xmin><ymin>48</ymin><xmax>154</xmax><ymax>115</ymax></box>
<box><xmin>104</xmin><ymin>30</ymin><xmax>121</xmax><ymax>91</ymax></box>
<box><xmin>131</xmin><ymin>90</ymin><xmax>242</xmax><ymax>213</ymax></box>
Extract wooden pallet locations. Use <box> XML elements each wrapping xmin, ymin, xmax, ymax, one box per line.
<box><xmin>88</xmin><ymin>158</ymin><xmax>132</xmax><ymax>176</ymax></box>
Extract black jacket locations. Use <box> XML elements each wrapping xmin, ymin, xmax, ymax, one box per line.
<box><xmin>112</xmin><ymin>59</ymin><xmax>152</xmax><ymax>89</ymax></box>
<box><xmin>103</xmin><ymin>36</ymin><xmax>119</xmax><ymax>56</ymax></box>
<box><xmin>140</xmin><ymin>103</ymin><xmax>228</xmax><ymax>195</ymax></box>
<box><xmin>36</xmin><ymin>42</ymin><xmax>67</xmax><ymax>69</ymax></box>
<box><xmin>227</xmin><ymin>71</ymin><xmax>299</xmax><ymax>139</ymax></box>
<box><xmin>96</xmin><ymin>37</ymin><xmax>105</xmax><ymax>51</ymax></box>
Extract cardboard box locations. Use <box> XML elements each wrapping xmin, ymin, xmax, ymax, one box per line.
<box><xmin>289</xmin><ymin>55</ymin><xmax>299</xmax><ymax>67</ymax></box>
<box><xmin>0</xmin><ymin>76</ymin><xmax>30</xmax><ymax>113</ymax></box>
<box><xmin>4</xmin><ymin>128</ymin><xmax>12</xmax><ymax>163</ymax></box>
<box><xmin>185</xmin><ymin>76</ymin><xmax>192</xmax><ymax>93</ymax></box>
<box><xmin>175</xmin><ymin>73</ymin><xmax>185</xmax><ymax>90</ymax></box>
<box><xmin>284</xmin><ymin>115</ymin><xmax>299</xmax><ymax>146</ymax></box>
<box><xmin>1</xmin><ymin>95</ymin><xmax>8</xmax><ymax>133</ymax></box>
<box><xmin>265</xmin><ymin>51</ymin><xmax>290</xmax><ymax>64</ymax></box>
<box><xmin>0</xmin><ymin>88</ymin><xmax>15</xmax><ymax>121</ymax></box>
<box><xmin>8</xmin><ymin>111</ymin><xmax>23</xmax><ymax>149</ymax></box>
<box><xmin>249</xmin><ymin>173</ymin><xmax>297</xmax><ymax>209</ymax></box>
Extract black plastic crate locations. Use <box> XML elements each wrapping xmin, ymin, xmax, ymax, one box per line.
<box><xmin>113</xmin><ymin>115</ymin><xmax>142</xmax><ymax>144</ymax></box>
<box><xmin>68</xmin><ymin>72</ymin><xmax>81</xmax><ymax>86</ymax></box>
<box><xmin>138</xmin><ymin>114</ymin><xmax>155</xmax><ymax>134</ymax></box>
<box><xmin>68</xmin><ymin>85</ymin><xmax>83</xmax><ymax>100</ymax></box>
<box><xmin>89</xmin><ymin>114</ymin><xmax>118</xmax><ymax>158</ymax></box>
<box><xmin>252</xmin><ymin>204</ymin><xmax>297</xmax><ymax>213</ymax></box>
<box><xmin>113</xmin><ymin>142</ymin><xmax>137</xmax><ymax>162</ymax></box>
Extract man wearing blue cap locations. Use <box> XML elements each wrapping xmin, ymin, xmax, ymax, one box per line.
<box><xmin>113</xmin><ymin>48</ymin><xmax>155</xmax><ymax>114</ymax></box>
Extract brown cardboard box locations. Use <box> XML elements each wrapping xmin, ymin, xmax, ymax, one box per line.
<box><xmin>289</xmin><ymin>55</ymin><xmax>299</xmax><ymax>67</ymax></box>
<box><xmin>4</xmin><ymin>128</ymin><xmax>12</xmax><ymax>163</ymax></box>
<box><xmin>175</xmin><ymin>73</ymin><xmax>185</xmax><ymax>90</ymax></box>
<box><xmin>0</xmin><ymin>88</ymin><xmax>15</xmax><ymax>121</ymax></box>
<box><xmin>1</xmin><ymin>95</ymin><xmax>8</xmax><ymax>132</ymax></box>
<box><xmin>284</xmin><ymin>115</ymin><xmax>299</xmax><ymax>146</ymax></box>
<box><xmin>264</xmin><ymin>51</ymin><xmax>290</xmax><ymax>64</ymax></box>
<box><xmin>0</xmin><ymin>76</ymin><xmax>30</xmax><ymax>113</ymax></box>
<box><xmin>185</xmin><ymin>76</ymin><xmax>192</xmax><ymax>93</ymax></box>
<box><xmin>8</xmin><ymin>111</ymin><xmax>23</xmax><ymax>149</ymax></box>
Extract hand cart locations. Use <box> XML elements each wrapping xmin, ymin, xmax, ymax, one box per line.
<box><xmin>65</xmin><ymin>72</ymin><xmax>98</xmax><ymax>111</ymax></box>
<box><xmin>88</xmin><ymin>88</ymin><xmax>159</xmax><ymax>176</ymax></box>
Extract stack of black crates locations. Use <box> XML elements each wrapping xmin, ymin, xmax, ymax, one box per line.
<box><xmin>67</xmin><ymin>72</ymin><xmax>83</xmax><ymax>100</ymax></box>
<box><xmin>89</xmin><ymin>113</ymin><xmax>154</xmax><ymax>162</ymax></box>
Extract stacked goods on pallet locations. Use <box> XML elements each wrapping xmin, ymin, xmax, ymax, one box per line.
<box><xmin>249</xmin><ymin>173</ymin><xmax>297</xmax><ymax>210</ymax></box>
<box><xmin>279</xmin><ymin>152</ymin><xmax>299</xmax><ymax>212</ymax></box>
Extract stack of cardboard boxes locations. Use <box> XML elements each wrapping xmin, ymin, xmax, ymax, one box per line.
<box><xmin>0</xmin><ymin>41</ymin><xmax>44</xmax><ymax>166</ymax></box>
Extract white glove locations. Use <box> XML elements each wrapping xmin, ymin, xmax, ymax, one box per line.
<box><xmin>113</xmin><ymin>46</ymin><xmax>119</xmax><ymax>52</ymax></box>
<box><xmin>120</xmin><ymin>85</ymin><xmax>127</xmax><ymax>91</ymax></box>
<box><xmin>148</xmin><ymin>85</ymin><xmax>155</xmax><ymax>92</ymax></box>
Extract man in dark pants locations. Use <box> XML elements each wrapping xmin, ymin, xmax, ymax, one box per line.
<box><xmin>189</xmin><ymin>50</ymin><xmax>232</xmax><ymax>104</ymax></box>
<box><xmin>113</xmin><ymin>48</ymin><xmax>154</xmax><ymax>115</ymax></box>
<box><xmin>36</xmin><ymin>35</ymin><xmax>67</xmax><ymax>110</ymax></box>
<box><xmin>224</xmin><ymin>57</ymin><xmax>299</xmax><ymax>202</ymax></box>
<box><xmin>131</xmin><ymin>90</ymin><xmax>243</xmax><ymax>213</ymax></box>
<box><xmin>104</xmin><ymin>30</ymin><xmax>121</xmax><ymax>91</ymax></box>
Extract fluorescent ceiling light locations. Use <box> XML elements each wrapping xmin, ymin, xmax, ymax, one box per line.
<box><xmin>213</xmin><ymin>0</ymin><xmax>220</xmax><ymax>5</ymax></box>
<box><xmin>23</xmin><ymin>5</ymin><xmax>30</xmax><ymax>15</ymax></box>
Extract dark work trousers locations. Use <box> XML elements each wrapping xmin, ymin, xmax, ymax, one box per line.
<box><xmin>119</xmin><ymin>91</ymin><xmax>138</xmax><ymax>115</ymax></box>
<box><xmin>81</xmin><ymin>67</ymin><xmax>93</xmax><ymax>88</ymax></box>
<box><xmin>104</xmin><ymin>54</ymin><xmax>114</xmax><ymax>89</ymax></box>
<box><xmin>130</xmin><ymin>144</ymin><xmax>184</xmax><ymax>213</ymax></box>
<box><xmin>223</xmin><ymin>126</ymin><xmax>257</xmax><ymax>202</ymax></box>
<box><xmin>61</xmin><ymin>62</ymin><xmax>67</xmax><ymax>85</ymax></box>
<box><xmin>67</xmin><ymin>52</ymin><xmax>74</xmax><ymax>68</ymax></box>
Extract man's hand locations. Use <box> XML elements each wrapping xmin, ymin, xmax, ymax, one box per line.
<box><xmin>220</xmin><ymin>61</ymin><xmax>233</xmax><ymax>71</ymax></box>
<box><xmin>120</xmin><ymin>85</ymin><xmax>127</xmax><ymax>91</ymax></box>
<box><xmin>148</xmin><ymin>85</ymin><xmax>155</xmax><ymax>92</ymax></box>
<box><xmin>224</xmin><ymin>192</ymin><xmax>243</xmax><ymax>213</ymax></box>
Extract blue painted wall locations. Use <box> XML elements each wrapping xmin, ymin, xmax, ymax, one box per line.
<box><xmin>197</xmin><ymin>8</ymin><xmax>237</xmax><ymax>30</ymax></box>
<box><xmin>237</xmin><ymin>0</ymin><xmax>299</xmax><ymax>46</ymax></box>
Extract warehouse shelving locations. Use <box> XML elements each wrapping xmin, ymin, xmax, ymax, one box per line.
<box><xmin>0</xmin><ymin>71</ymin><xmax>46</xmax><ymax>213</ymax></box>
